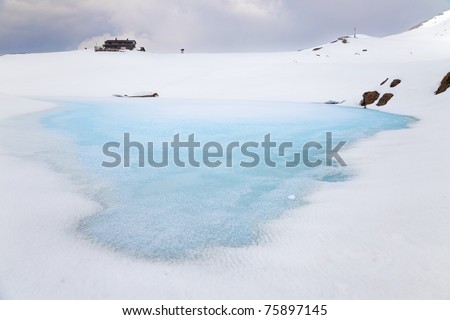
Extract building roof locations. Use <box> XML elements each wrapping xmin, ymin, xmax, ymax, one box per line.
<box><xmin>105</xmin><ymin>39</ymin><xmax>137</xmax><ymax>44</ymax></box>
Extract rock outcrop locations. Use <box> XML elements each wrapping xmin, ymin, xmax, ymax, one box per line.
<box><xmin>380</xmin><ymin>78</ymin><xmax>389</xmax><ymax>86</ymax></box>
<box><xmin>390</xmin><ymin>79</ymin><xmax>402</xmax><ymax>88</ymax></box>
<box><xmin>435</xmin><ymin>72</ymin><xmax>450</xmax><ymax>95</ymax></box>
<box><xmin>361</xmin><ymin>91</ymin><xmax>380</xmax><ymax>107</ymax></box>
<box><xmin>377</xmin><ymin>93</ymin><xmax>394</xmax><ymax>106</ymax></box>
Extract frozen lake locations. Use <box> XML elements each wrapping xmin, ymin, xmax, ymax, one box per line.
<box><xmin>34</xmin><ymin>98</ymin><xmax>412</xmax><ymax>260</ymax></box>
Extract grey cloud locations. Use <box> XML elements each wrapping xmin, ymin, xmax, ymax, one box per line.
<box><xmin>0</xmin><ymin>0</ymin><xmax>114</xmax><ymax>53</ymax></box>
<box><xmin>0</xmin><ymin>0</ymin><xmax>449</xmax><ymax>54</ymax></box>
<box><xmin>277</xmin><ymin>0</ymin><xmax>450</xmax><ymax>48</ymax></box>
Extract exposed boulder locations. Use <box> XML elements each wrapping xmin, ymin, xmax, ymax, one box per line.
<box><xmin>377</xmin><ymin>93</ymin><xmax>394</xmax><ymax>106</ymax></box>
<box><xmin>361</xmin><ymin>91</ymin><xmax>380</xmax><ymax>107</ymax></box>
<box><xmin>390</xmin><ymin>79</ymin><xmax>402</xmax><ymax>88</ymax></box>
<box><xmin>113</xmin><ymin>93</ymin><xmax>159</xmax><ymax>98</ymax></box>
<box><xmin>380</xmin><ymin>78</ymin><xmax>389</xmax><ymax>86</ymax></box>
<box><xmin>435</xmin><ymin>72</ymin><xmax>450</xmax><ymax>95</ymax></box>
<box><xmin>324</xmin><ymin>100</ymin><xmax>345</xmax><ymax>105</ymax></box>
<box><xmin>313</xmin><ymin>47</ymin><xmax>323</xmax><ymax>51</ymax></box>
<box><xmin>332</xmin><ymin>36</ymin><xmax>350</xmax><ymax>44</ymax></box>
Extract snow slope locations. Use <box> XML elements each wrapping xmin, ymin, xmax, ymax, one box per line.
<box><xmin>0</xmin><ymin>11</ymin><xmax>449</xmax><ymax>299</ymax></box>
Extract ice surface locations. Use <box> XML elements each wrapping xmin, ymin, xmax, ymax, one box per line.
<box><xmin>37</xmin><ymin>98</ymin><xmax>412</xmax><ymax>259</ymax></box>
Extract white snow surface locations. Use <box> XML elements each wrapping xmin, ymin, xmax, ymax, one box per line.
<box><xmin>0</xmin><ymin>11</ymin><xmax>449</xmax><ymax>299</ymax></box>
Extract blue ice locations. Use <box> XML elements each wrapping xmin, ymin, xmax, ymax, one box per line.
<box><xmin>40</xmin><ymin>99</ymin><xmax>413</xmax><ymax>259</ymax></box>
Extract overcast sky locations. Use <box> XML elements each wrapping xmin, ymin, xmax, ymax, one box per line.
<box><xmin>0</xmin><ymin>0</ymin><xmax>449</xmax><ymax>54</ymax></box>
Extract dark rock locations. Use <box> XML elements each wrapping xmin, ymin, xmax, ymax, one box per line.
<box><xmin>361</xmin><ymin>91</ymin><xmax>380</xmax><ymax>107</ymax></box>
<box><xmin>380</xmin><ymin>78</ymin><xmax>389</xmax><ymax>86</ymax></box>
<box><xmin>313</xmin><ymin>47</ymin><xmax>322</xmax><ymax>51</ymax></box>
<box><xmin>377</xmin><ymin>93</ymin><xmax>394</xmax><ymax>106</ymax></box>
<box><xmin>113</xmin><ymin>93</ymin><xmax>159</xmax><ymax>98</ymax></box>
<box><xmin>390</xmin><ymin>79</ymin><xmax>402</xmax><ymax>88</ymax></box>
<box><xmin>338</xmin><ymin>36</ymin><xmax>349</xmax><ymax>42</ymax></box>
<box><xmin>324</xmin><ymin>100</ymin><xmax>345</xmax><ymax>105</ymax></box>
<box><xmin>435</xmin><ymin>72</ymin><xmax>450</xmax><ymax>95</ymax></box>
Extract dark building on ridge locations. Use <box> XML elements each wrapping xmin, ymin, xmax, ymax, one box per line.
<box><xmin>96</xmin><ymin>38</ymin><xmax>137</xmax><ymax>51</ymax></box>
